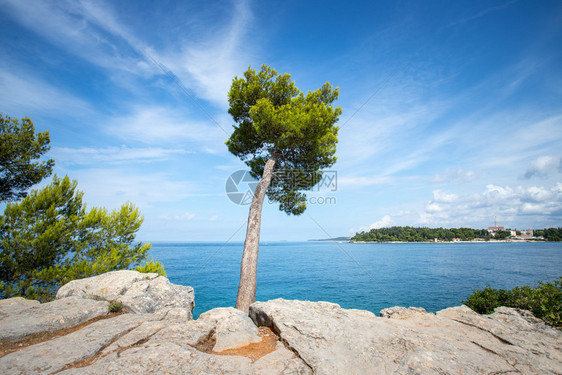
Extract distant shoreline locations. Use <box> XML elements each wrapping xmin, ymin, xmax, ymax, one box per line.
<box><xmin>349</xmin><ymin>239</ymin><xmax>547</xmax><ymax>244</ymax></box>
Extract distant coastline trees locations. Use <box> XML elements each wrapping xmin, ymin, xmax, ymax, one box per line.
<box><xmin>351</xmin><ymin>226</ymin><xmax>562</xmax><ymax>242</ymax></box>
<box><xmin>352</xmin><ymin>226</ymin><xmax>489</xmax><ymax>242</ymax></box>
<box><xmin>538</xmin><ymin>228</ymin><xmax>562</xmax><ymax>241</ymax></box>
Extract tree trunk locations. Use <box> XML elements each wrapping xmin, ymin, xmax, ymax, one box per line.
<box><xmin>235</xmin><ymin>155</ymin><xmax>278</xmax><ymax>313</ymax></box>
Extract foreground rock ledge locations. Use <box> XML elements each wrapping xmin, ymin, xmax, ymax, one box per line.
<box><xmin>0</xmin><ymin>274</ymin><xmax>559</xmax><ymax>374</ymax></box>
<box><xmin>250</xmin><ymin>300</ymin><xmax>562</xmax><ymax>374</ymax></box>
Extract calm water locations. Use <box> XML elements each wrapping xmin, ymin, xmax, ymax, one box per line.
<box><xmin>149</xmin><ymin>241</ymin><xmax>562</xmax><ymax>319</ymax></box>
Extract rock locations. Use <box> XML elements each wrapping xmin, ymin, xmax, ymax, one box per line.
<box><xmin>250</xmin><ymin>299</ymin><xmax>562</xmax><ymax>375</ymax></box>
<box><xmin>55</xmin><ymin>312</ymin><xmax>310</xmax><ymax>375</ymax></box>
<box><xmin>151</xmin><ymin>306</ymin><xmax>191</xmax><ymax>322</ymax></box>
<box><xmin>56</xmin><ymin>270</ymin><xmax>194</xmax><ymax>318</ymax></box>
<box><xmin>57</xmin><ymin>338</ymin><xmax>255</xmax><ymax>375</ymax></box>
<box><xmin>252</xmin><ymin>342</ymin><xmax>313</xmax><ymax>374</ymax></box>
<box><xmin>184</xmin><ymin>307</ymin><xmax>261</xmax><ymax>352</ymax></box>
<box><xmin>0</xmin><ymin>297</ymin><xmax>40</xmax><ymax>317</ymax></box>
<box><xmin>380</xmin><ymin>306</ymin><xmax>429</xmax><ymax>319</ymax></box>
<box><xmin>0</xmin><ymin>296</ymin><xmax>108</xmax><ymax>341</ymax></box>
<box><xmin>2</xmin><ymin>271</ymin><xmax>561</xmax><ymax>375</ymax></box>
<box><xmin>0</xmin><ymin>313</ymin><xmax>145</xmax><ymax>374</ymax></box>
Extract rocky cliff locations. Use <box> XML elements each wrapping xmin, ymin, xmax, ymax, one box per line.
<box><xmin>0</xmin><ymin>270</ymin><xmax>560</xmax><ymax>374</ymax></box>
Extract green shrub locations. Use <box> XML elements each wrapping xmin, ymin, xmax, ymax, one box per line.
<box><xmin>463</xmin><ymin>278</ymin><xmax>562</xmax><ymax>329</ymax></box>
<box><xmin>135</xmin><ymin>258</ymin><xmax>166</xmax><ymax>277</ymax></box>
<box><xmin>0</xmin><ymin>176</ymin><xmax>153</xmax><ymax>301</ymax></box>
<box><xmin>109</xmin><ymin>300</ymin><xmax>124</xmax><ymax>313</ymax></box>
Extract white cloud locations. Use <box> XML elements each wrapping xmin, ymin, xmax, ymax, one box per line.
<box><xmin>432</xmin><ymin>190</ymin><xmax>458</xmax><ymax>203</ymax></box>
<box><xmin>158</xmin><ymin>211</ymin><xmax>196</xmax><ymax>221</ymax></box>
<box><xmin>521</xmin><ymin>155</ymin><xmax>562</xmax><ymax>179</ymax></box>
<box><xmin>521</xmin><ymin>186</ymin><xmax>553</xmax><ymax>203</ymax></box>
<box><xmin>359</xmin><ymin>215</ymin><xmax>394</xmax><ymax>232</ymax></box>
<box><xmin>418</xmin><ymin>183</ymin><xmax>562</xmax><ymax>228</ymax></box>
<box><xmin>425</xmin><ymin>202</ymin><xmax>442</xmax><ymax>213</ymax></box>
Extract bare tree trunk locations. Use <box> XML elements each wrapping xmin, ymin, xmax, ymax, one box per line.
<box><xmin>235</xmin><ymin>155</ymin><xmax>278</xmax><ymax>313</ymax></box>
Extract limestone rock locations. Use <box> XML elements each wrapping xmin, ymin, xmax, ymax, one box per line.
<box><xmin>0</xmin><ymin>297</ymin><xmax>40</xmax><ymax>317</ymax></box>
<box><xmin>56</xmin><ymin>313</ymin><xmax>310</xmax><ymax>375</ymax></box>
<box><xmin>184</xmin><ymin>307</ymin><xmax>261</xmax><ymax>352</ymax></box>
<box><xmin>250</xmin><ymin>299</ymin><xmax>562</xmax><ymax>375</ymax></box>
<box><xmin>0</xmin><ymin>296</ymin><xmax>108</xmax><ymax>341</ymax></box>
<box><xmin>253</xmin><ymin>342</ymin><xmax>313</xmax><ymax>374</ymax></box>
<box><xmin>0</xmin><ymin>313</ymin><xmax>145</xmax><ymax>374</ymax></box>
<box><xmin>55</xmin><ymin>270</ymin><xmax>194</xmax><ymax>318</ymax></box>
<box><xmin>2</xmin><ymin>272</ymin><xmax>561</xmax><ymax>375</ymax></box>
<box><xmin>380</xmin><ymin>306</ymin><xmax>430</xmax><ymax>319</ymax></box>
<box><xmin>57</xmin><ymin>339</ymin><xmax>254</xmax><ymax>375</ymax></box>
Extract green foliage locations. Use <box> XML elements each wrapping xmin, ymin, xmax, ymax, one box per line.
<box><xmin>540</xmin><ymin>227</ymin><xmax>562</xmax><ymax>241</ymax></box>
<box><xmin>352</xmin><ymin>226</ymin><xmax>490</xmax><ymax>242</ymax></box>
<box><xmin>493</xmin><ymin>230</ymin><xmax>511</xmax><ymax>239</ymax></box>
<box><xmin>136</xmin><ymin>258</ymin><xmax>166</xmax><ymax>277</ymax></box>
<box><xmin>226</xmin><ymin>64</ymin><xmax>341</xmax><ymax>215</ymax></box>
<box><xmin>0</xmin><ymin>114</ymin><xmax>54</xmax><ymax>202</ymax></box>
<box><xmin>0</xmin><ymin>175</ymin><xmax>158</xmax><ymax>301</ymax></box>
<box><xmin>463</xmin><ymin>278</ymin><xmax>562</xmax><ymax>328</ymax></box>
<box><xmin>534</xmin><ymin>230</ymin><xmax>545</xmax><ymax>237</ymax></box>
<box><xmin>109</xmin><ymin>300</ymin><xmax>124</xmax><ymax>313</ymax></box>
<box><xmin>462</xmin><ymin>286</ymin><xmax>514</xmax><ymax>314</ymax></box>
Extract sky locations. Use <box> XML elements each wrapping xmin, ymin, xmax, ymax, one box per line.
<box><xmin>1</xmin><ymin>0</ymin><xmax>562</xmax><ymax>242</ymax></box>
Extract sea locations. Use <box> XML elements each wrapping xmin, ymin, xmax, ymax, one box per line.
<box><xmin>149</xmin><ymin>241</ymin><xmax>562</xmax><ymax>319</ymax></box>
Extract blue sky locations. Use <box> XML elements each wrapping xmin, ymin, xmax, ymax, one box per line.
<box><xmin>1</xmin><ymin>0</ymin><xmax>561</xmax><ymax>241</ymax></box>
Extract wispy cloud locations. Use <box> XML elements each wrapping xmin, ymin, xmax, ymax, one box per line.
<box><xmin>2</xmin><ymin>0</ymin><xmax>150</xmax><ymax>75</ymax></box>
<box><xmin>104</xmin><ymin>106</ymin><xmax>226</xmax><ymax>146</ymax></box>
<box><xmin>52</xmin><ymin>146</ymin><xmax>191</xmax><ymax>165</ymax></box>
<box><xmin>432</xmin><ymin>167</ymin><xmax>477</xmax><ymax>184</ymax></box>
<box><xmin>158</xmin><ymin>211</ymin><xmax>196</xmax><ymax>221</ymax></box>
<box><xmin>338</xmin><ymin>176</ymin><xmax>393</xmax><ymax>188</ymax></box>
<box><xmin>164</xmin><ymin>0</ymin><xmax>254</xmax><ymax>107</ymax></box>
<box><xmin>447</xmin><ymin>0</ymin><xmax>519</xmax><ymax>28</ymax></box>
<box><xmin>3</xmin><ymin>0</ymin><xmax>254</xmax><ymax>109</ymax></box>
<box><xmin>0</xmin><ymin>70</ymin><xmax>91</xmax><ymax>115</ymax></box>
<box><xmin>68</xmin><ymin>168</ymin><xmax>196</xmax><ymax>210</ymax></box>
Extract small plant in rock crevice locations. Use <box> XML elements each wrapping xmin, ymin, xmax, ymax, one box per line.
<box><xmin>108</xmin><ymin>300</ymin><xmax>124</xmax><ymax>313</ymax></box>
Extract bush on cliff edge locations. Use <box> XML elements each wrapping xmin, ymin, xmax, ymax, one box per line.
<box><xmin>463</xmin><ymin>278</ymin><xmax>562</xmax><ymax>328</ymax></box>
<box><xmin>0</xmin><ymin>175</ymin><xmax>165</xmax><ymax>302</ymax></box>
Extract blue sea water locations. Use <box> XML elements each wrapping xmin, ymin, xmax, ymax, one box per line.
<box><xmin>149</xmin><ymin>241</ymin><xmax>562</xmax><ymax>319</ymax></box>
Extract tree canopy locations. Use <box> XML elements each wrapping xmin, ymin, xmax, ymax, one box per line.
<box><xmin>227</xmin><ymin>64</ymin><xmax>341</xmax><ymax>215</ymax></box>
<box><xmin>0</xmin><ymin>175</ymin><xmax>157</xmax><ymax>301</ymax></box>
<box><xmin>0</xmin><ymin>114</ymin><xmax>54</xmax><ymax>202</ymax></box>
